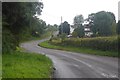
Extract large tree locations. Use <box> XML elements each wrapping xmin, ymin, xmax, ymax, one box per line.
<box><xmin>59</xmin><ymin>21</ymin><xmax>70</xmax><ymax>35</ymax></box>
<box><xmin>2</xmin><ymin>2</ymin><xmax>44</xmax><ymax>53</ymax></box>
<box><xmin>73</xmin><ymin>14</ymin><xmax>84</xmax><ymax>28</ymax></box>
<box><xmin>92</xmin><ymin>11</ymin><xmax>116</xmax><ymax>36</ymax></box>
<box><xmin>72</xmin><ymin>14</ymin><xmax>84</xmax><ymax>37</ymax></box>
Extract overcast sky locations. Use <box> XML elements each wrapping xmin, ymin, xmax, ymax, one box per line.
<box><xmin>38</xmin><ymin>0</ymin><xmax>119</xmax><ymax>25</ymax></box>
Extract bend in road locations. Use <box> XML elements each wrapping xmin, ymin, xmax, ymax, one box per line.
<box><xmin>21</xmin><ymin>39</ymin><xmax>119</xmax><ymax>78</ymax></box>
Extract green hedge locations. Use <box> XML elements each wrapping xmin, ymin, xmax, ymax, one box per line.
<box><xmin>62</xmin><ymin>36</ymin><xmax>118</xmax><ymax>52</ymax></box>
<box><xmin>2</xmin><ymin>28</ymin><xmax>18</xmax><ymax>54</ymax></box>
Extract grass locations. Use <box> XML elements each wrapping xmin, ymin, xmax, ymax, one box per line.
<box><xmin>2</xmin><ymin>51</ymin><xmax>53</xmax><ymax>78</ymax></box>
<box><xmin>39</xmin><ymin>40</ymin><xmax>118</xmax><ymax>57</ymax></box>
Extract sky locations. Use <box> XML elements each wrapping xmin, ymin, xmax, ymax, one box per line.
<box><xmin>38</xmin><ymin>0</ymin><xmax>119</xmax><ymax>25</ymax></box>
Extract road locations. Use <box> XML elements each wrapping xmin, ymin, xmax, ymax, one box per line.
<box><xmin>21</xmin><ymin>38</ymin><xmax>119</xmax><ymax>78</ymax></box>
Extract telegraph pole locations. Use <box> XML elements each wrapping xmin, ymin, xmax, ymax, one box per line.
<box><xmin>61</xmin><ymin>16</ymin><xmax>63</xmax><ymax>33</ymax></box>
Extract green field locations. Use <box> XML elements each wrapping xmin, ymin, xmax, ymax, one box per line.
<box><xmin>2</xmin><ymin>51</ymin><xmax>53</xmax><ymax>78</ymax></box>
<box><xmin>39</xmin><ymin>40</ymin><xmax>118</xmax><ymax>57</ymax></box>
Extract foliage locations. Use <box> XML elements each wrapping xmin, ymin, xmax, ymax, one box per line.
<box><xmin>117</xmin><ymin>20</ymin><xmax>120</xmax><ymax>34</ymax></box>
<box><xmin>72</xmin><ymin>31</ymin><xmax>78</xmax><ymax>37</ymax></box>
<box><xmin>2</xmin><ymin>28</ymin><xmax>17</xmax><ymax>54</ymax></box>
<box><xmin>111</xmin><ymin>21</ymin><xmax>117</xmax><ymax>35</ymax></box>
<box><xmin>47</xmin><ymin>24</ymin><xmax>58</xmax><ymax>32</ymax></box>
<box><xmin>72</xmin><ymin>24</ymin><xmax>85</xmax><ymax>37</ymax></box>
<box><xmin>59</xmin><ymin>21</ymin><xmax>70</xmax><ymax>35</ymax></box>
<box><xmin>39</xmin><ymin>40</ymin><xmax>118</xmax><ymax>57</ymax></box>
<box><xmin>59</xmin><ymin>33</ymin><xmax>67</xmax><ymax>42</ymax></box>
<box><xmin>62</xmin><ymin>36</ymin><xmax>118</xmax><ymax>52</ymax></box>
<box><xmin>30</xmin><ymin>17</ymin><xmax>46</xmax><ymax>37</ymax></box>
<box><xmin>2</xmin><ymin>2</ymin><xmax>44</xmax><ymax>53</ymax></box>
<box><xmin>2</xmin><ymin>51</ymin><xmax>52</xmax><ymax>78</ymax></box>
<box><xmin>73</xmin><ymin>14</ymin><xmax>84</xmax><ymax>28</ymax></box>
<box><xmin>92</xmin><ymin>11</ymin><xmax>116</xmax><ymax>36</ymax></box>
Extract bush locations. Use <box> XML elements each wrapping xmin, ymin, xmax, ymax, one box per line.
<box><xmin>62</xmin><ymin>36</ymin><xmax>118</xmax><ymax>52</ymax></box>
<box><xmin>2</xmin><ymin>28</ymin><xmax>18</xmax><ymax>54</ymax></box>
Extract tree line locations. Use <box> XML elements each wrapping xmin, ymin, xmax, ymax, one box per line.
<box><xmin>58</xmin><ymin>11</ymin><xmax>120</xmax><ymax>37</ymax></box>
<box><xmin>2</xmin><ymin>2</ymin><xmax>58</xmax><ymax>54</ymax></box>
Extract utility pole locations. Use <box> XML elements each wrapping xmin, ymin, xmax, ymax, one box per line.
<box><xmin>61</xmin><ymin>16</ymin><xmax>63</xmax><ymax>33</ymax></box>
<box><xmin>61</xmin><ymin>16</ymin><xmax>62</xmax><ymax>24</ymax></box>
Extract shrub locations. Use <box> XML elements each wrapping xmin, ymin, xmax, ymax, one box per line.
<box><xmin>2</xmin><ymin>28</ymin><xmax>18</xmax><ymax>54</ymax></box>
<box><xmin>62</xmin><ymin>36</ymin><xmax>118</xmax><ymax>52</ymax></box>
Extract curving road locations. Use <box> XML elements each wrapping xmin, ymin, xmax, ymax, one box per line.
<box><xmin>21</xmin><ymin>38</ymin><xmax>118</xmax><ymax>78</ymax></box>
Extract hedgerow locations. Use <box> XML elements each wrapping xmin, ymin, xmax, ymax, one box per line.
<box><xmin>60</xmin><ymin>36</ymin><xmax>118</xmax><ymax>52</ymax></box>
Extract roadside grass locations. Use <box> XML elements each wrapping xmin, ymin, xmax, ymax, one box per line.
<box><xmin>2</xmin><ymin>51</ymin><xmax>53</xmax><ymax>78</ymax></box>
<box><xmin>39</xmin><ymin>41</ymin><xmax>118</xmax><ymax>57</ymax></box>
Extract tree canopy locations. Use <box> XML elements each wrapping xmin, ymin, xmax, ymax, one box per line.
<box><xmin>117</xmin><ymin>20</ymin><xmax>120</xmax><ymax>34</ymax></box>
<box><xmin>2</xmin><ymin>2</ymin><xmax>44</xmax><ymax>53</ymax></box>
<box><xmin>73</xmin><ymin>14</ymin><xmax>84</xmax><ymax>28</ymax></box>
<box><xmin>91</xmin><ymin>11</ymin><xmax>116</xmax><ymax>36</ymax></box>
<box><xmin>72</xmin><ymin>24</ymin><xmax>85</xmax><ymax>37</ymax></box>
<box><xmin>59</xmin><ymin>21</ymin><xmax>70</xmax><ymax>35</ymax></box>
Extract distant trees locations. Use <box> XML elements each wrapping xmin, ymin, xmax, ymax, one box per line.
<box><xmin>72</xmin><ymin>11</ymin><xmax>117</xmax><ymax>38</ymax></box>
<box><xmin>72</xmin><ymin>24</ymin><xmax>84</xmax><ymax>37</ymax></box>
<box><xmin>72</xmin><ymin>14</ymin><xmax>84</xmax><ymax>37</ymax></box>
<box><xmin>59</xmin><ymin>21</ymin><xmax>70</xmax><ymax>35</ymax></box>
<box><xmin>30</xmin><ymin>17</ymin><xmax>46</xmax><ymax>37</ymax></box>
<box><xmin>73</xmin><ymin>14</ymin><xmax>84</xmax><ymax>28</ymax></box>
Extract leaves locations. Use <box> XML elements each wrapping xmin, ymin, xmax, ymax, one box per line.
<box><xmin>2</xmin><ymin>2</ymin><xmax>44</xmax><ymax>53</ymax></box>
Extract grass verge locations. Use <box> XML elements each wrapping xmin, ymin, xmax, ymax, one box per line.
<box><xmin>2</xmin><ymin>51</ymin><xmax>53</xmax><ymax>78</ymax></box>
<box><xmin>39</xmin><ymin>41</ymin><xmax>118</xmax><ymax>57</ymax></box>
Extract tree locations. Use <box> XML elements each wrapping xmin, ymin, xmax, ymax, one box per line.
<box><xmin>117</xmin><ymin>20</ymin><xmax>120</xmax><ymax>34</ymax></box>
<box><xmin>86</xmin><ymin>13</ymin><xmax>95</xmax><ymax>27</ymax></box>
<box><xmin>2</xmin><ymin>2</ymin><xmax>44</xmax><ymax>53</ymax></box>
<box><xmin>92</xmin><ymin>11</ymin><xmax>115</xmax><ymax>36</ymax></box>
<box><xmin>72</xmin><ymin>14</ymin><xmax>84</xmax><ymax>37</ymax></box>
<box><xmin>111</xmin><ymin>21</ymin><xmax>117</xmax><ymax>35</ymax></box>
<box><xmin>31</xmin><ymin>17</ymin><xmax>46</xmax><ymax>37</ymax></box>
<box><xmin>59</xmin><ymin>21</ymin><xmax>70</xmax><ymax>35</ymax></box>
<box><xmin>72</xmin><ymin>24</ymin><xmax>85</xmax><ymax>37</ymax></box>
<box><xmin>73</xmin><ymin>14</ymin><xmax>84</xmax><ymax>28</ymax></box>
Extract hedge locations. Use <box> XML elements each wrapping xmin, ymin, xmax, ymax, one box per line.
<box><xmin>62</xmin><ymin>36</ymin><xmax>118</xmax><ymax>52</ymax></box>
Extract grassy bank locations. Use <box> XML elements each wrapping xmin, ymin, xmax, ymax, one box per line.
<box><xmin>39</xmin><ymin>41</ymin><xmax>118</xmax><ymax>57</ymax></box>
<box><xmin>2</xmin><ymin>51</ymin><xmax>53</xmax><ymax>78</ymax></box>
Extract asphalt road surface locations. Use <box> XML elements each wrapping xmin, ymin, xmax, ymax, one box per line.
<box><xmin>21</xmin><ymin>38</ymin><xmax>119</xmax><ymax>78</ymax></box>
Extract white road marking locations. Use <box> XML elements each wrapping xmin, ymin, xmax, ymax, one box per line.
<box><xmin>74</xmin><ymin>64</ymin><xmax>79</xmax><ymax>68</ymax></box>
<box><xmin>59</xmin><ymin>54</ymin><xmax>118</xmax><ymax>78</ymax></box>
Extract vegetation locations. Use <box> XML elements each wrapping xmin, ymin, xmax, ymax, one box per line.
<box><xmin>72</xmin><ymin>14</ymin><xmax>85</xmax><ymax>37</ymax></box>
<box><xmin>2</xmin><ymin>51</ymin><xmax>53</xmax><ymax>78</ymax></box>
<box><xmin>72</xmin><ymin>25</ymin><xmax>85</xmax><ymax>37</ymax></box>
<box><xmin>62</xmin><ymin>36</ymin><xmax>118</xmax><ymax>52</ymax></box>
<box><xmin>2</xmin><ymin>1</ymin><xmax>119</xmax><ymax>79</ymax></box>
<box><xmin>39</xmin><ymin>40</ymin><xmax>118</xmax><ymax>57</ymax></box>
<box><xmin>73</xmin><ymin>14</ymin><xmax>84</xmax><ymax>28</ymax></box>
<box><xmin>2</xmin><ymin>2</ymin><xmax>59</xmax><ymax>54</ymax></box>
<box><xmin>2</xmin><ymin>2</ymin><xmax>58</xmax><ymax>79</ymax></box>
<box><xmin>117</xmin><ymin>20</ymin><xmax>120</xmax><ymax>34</ymax></box>
<box><xmin>2</xmin><ymin>2</ymin><xmax>44</xmax><ymax>54</ymax></box>
<box><xmin>59</xmin><ymin>21</ymin><xmax>70</xmax><ymax>35</ymax></box>
<box><xmin>92</xmin><ymin>11</ymin><xmax>116</xmax><ymax>36</ymax></box>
